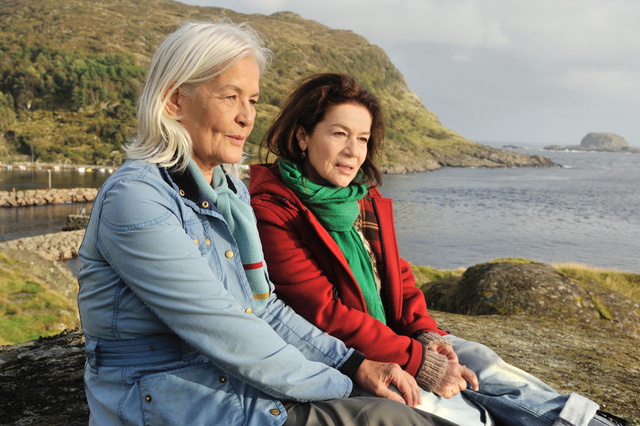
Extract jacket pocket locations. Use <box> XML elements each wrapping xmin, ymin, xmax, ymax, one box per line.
<box><xmin>183</xmin><ymin>217</ymin><xmax>223</xmax><ymax>277</ymax></box>
<box><xmin>137</xmin><ymin>362</ymin><xmax>245</xmax><ymax>425</ymax></box>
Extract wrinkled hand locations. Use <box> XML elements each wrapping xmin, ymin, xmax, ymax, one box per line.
<box><xmin>432</xmin><ymin>359</ymin><xmax>479</xmax><ymax>398</ymax></box>
<box><xmin>354</xmin><ymin>359</ymin><xmax>422</xmax><ymax>407</ymax></box>
<box><xmin>430</xmin><ymin>343</ymin><xmax>458</xmax><ymax>363</ymax></box>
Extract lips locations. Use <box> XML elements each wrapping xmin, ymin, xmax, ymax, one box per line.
<box><xmin>336</xmin><ymin>161</ymin><xmax>355</xmax><ymax>174</ymax></box>
<box><xmin>227</xmin><ymin>135</ymin><xmax>246</xmax><ymax>145</ymax></box>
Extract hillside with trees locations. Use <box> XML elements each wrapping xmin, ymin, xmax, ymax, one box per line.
<box><xmin>0</xmin><ymin>0</ymin><xmax>553</xmax><ymax>171</ymax></box>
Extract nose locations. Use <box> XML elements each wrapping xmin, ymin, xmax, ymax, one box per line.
<box><xmin>236</xmin><ymin>100</ymin><xmax>255</xmax><ymax>128</ymax></box>
<box><xmin>343</xmin><ymin>136</ymin><xmax>362</xmax><ymax>157</ymax></box>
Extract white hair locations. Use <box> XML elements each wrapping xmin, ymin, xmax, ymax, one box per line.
<box><xmin>125</xmin><ymin>20</ymin><xmax>272</xmax><ymax>172</ymax></box>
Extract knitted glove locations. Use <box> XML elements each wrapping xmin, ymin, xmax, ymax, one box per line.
<box><xmin>416</xmin><ymin>332</ymin><xmax>451</xmax><ymax>351</ymax></box>
<box><xmin>415</xmin><ymin>345</ymin><xmax>449</xmax><ymax>392</ymax></box>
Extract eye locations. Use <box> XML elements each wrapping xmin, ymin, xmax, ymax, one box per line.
<box><xmin>358</xmin><ymin>136</ymin><xmax>369</xmax><ymax>143</ymax></box>
<box><xmin>225</xmin><ymin>95</ymin><xmax>237</xmax><ymax>101</ymax></box>
<box><xmin>249</xmin><ymin>98</ymin><xmax>258</xmax><ymax>106</ymax></box>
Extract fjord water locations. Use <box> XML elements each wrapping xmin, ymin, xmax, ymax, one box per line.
<box><xmin>380</xmin><ymin>146</ymin><xmax>640</xmax><ymax>272</ymax></box>
<box><xmin>0</xmin><ymin>168</ymin><xmax>110</xmax><ymax>241</ymax></box>
<box><xmin>1</xmin><ymin>146</ymin><xmax>639</xmax><ymax>272</ymax></box>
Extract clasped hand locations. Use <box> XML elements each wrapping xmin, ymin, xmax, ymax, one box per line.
<box><xmin>354</xmin><ymin>359</ymin><xmax>422</xmax><ymax>407</ymax></box>
<box><xmin>430</xmin><ymin>344</ymin><xmax>479</xmax><ymax>399</ymax></box>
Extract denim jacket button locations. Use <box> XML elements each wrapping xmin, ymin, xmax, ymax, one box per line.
<box><xmin>201</xmin><ymin>200</ymin><xmax>210</xmax><ymax>208</ymax></box>
<box><xmin>193</xmin><ymin>239</ymin><xmax>200</xmax><ymax>245</ymax></box>
<box><xmin>245</xmin><ymin>308</ymin><xmax>253</xmax><ymax>314</ymax></box>
<box><xmin>145</xmin><ymin>395</ymin><xmax>152</xmax><ymax>403</ymax></box>
<box><xmin>225</xmin><ymin>250</ymin><xmax>234</xmax><ymax>258</ymax></box>
<box><xmin>270</xmin><ymin>408</ymin><xmax>281</xmax><ymax>416</ymax></box>
<box><xmin>179</xmin><ymin>189</ymin><xmax>186</xmax><ymax>197</ymax></box>
<box><xmin>219</xmin><ymin>376</ymin><xmax>227</xmax><ymax>383</ymax></box>
<box><xmin>204</xmin><ymin>238</ymin><xmax>211</xmax><ymax>246</ymax></box>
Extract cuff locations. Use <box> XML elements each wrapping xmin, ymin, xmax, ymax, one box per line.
<box><xmin>339</xmin><ymin>350</ymin><xmax>366</xmax><ymax>379</ymax></box>
<box><xmin>415</xmin><ymin>347</ymin><xmax>448</xmax><ymax>392</ymax></box>
<box><xmin>416</xmin><ymin>332</ymin><xmax>451</xmax><ymax>350</ymax></box>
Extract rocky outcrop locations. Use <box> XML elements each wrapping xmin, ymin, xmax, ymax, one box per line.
<box><xmin>0</xmin><ymin>330</ymin><xmax>88</xmax><ymax>425</ymax></box>
<box><xmin>2</xmin><ymin>310</ymin><xmax>638</xmax><ymax>425</ymax></box>
<box><xmin>0</xmin><ymin>257</ymin><xmax>638</xmax><ymax>424</ymax></box>
<box><xmin>382</xmin><ymin>144</ymin><xmax>560</xmax><ymax>173</ymax></box>
<box><xmin>0</xmin><ymin>248</ymin><xmax>638</xmax><ymax>424</ymax></box>
<box><xmin>0</xmin><ymin>188</ymin><xmax>98</xmax><ymax>207</ymax></box>
<box><xmin>62</xmin><ymin>214</ymin><xmax>90</xmax><ymax>231</ymax></box>
<box><xmin>422</xmin><ymin>261</ymin><xmax>640</xmax><ymax>337</ymax></box>
<box><xmin>544</xmin><ymin>132</ymin><xmax>640</xmax><ymax>153</ymax></box>
<box><xmin>0</xmin><ymin>230</ymin><xmax>85</xmax><ymax>261</ymax></box>
<box><xmin>581</xmin><ymin>132</ymin><xmax>628</xmax><ymax>150</ymax></box>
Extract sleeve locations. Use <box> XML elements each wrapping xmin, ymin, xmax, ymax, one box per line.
<box><xmin>95</xmin><ymin>177</ymin><xmax>352</xmax><ymax>402</ymax></box>
<box><xmin>395</xmin><ymin>257</ymin><xmax>446</xmax><ymax>337</ymax></box>
<box><xmin>252</xmin><ymin>193</ymin><xmax>426</xmax><ymax>376</ymax></box>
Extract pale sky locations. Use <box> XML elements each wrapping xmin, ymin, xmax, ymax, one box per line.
<box><xmin>176</xmin><ymin>0</ymin><xmax>640</xmax><ymax>147</ymax></box>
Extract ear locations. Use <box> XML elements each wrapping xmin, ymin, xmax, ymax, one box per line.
<box><xmin>296</xmin><ymin>126</ymin><xmax>308</xmax><ymax>152</ymax></box>
<box><xmin>164</xmin><ymin>83</ymin><xmax>181</xmax><ymax>118</ymax></box>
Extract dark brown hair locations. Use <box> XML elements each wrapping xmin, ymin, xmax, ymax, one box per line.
<box><xmin>262</xmin><ymin>73</ymin><xmax>384</xmax><ymax>185</ymax></box>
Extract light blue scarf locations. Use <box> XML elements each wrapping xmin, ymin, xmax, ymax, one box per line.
<box><xmin>188</xmin><ymin>160</ymin><xmax>270</xmax><ymax>312</ymax></box>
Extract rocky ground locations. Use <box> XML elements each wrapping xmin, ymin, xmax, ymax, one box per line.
<box><xmin>0</xmin><ymin>254</ymin><xmax>637</xmax><ymax>425</ymax></box>
<box><xmin>0</xmin><ymin>188</ymin><xmax>98</xmax><ymax>207</ymax></box>
<box><xmin>0</xmin><ymin>230</ymin><xmax>85</xmax><ymax>262</ymax></box>
<box><xmin>0</xmin><ymin>313</ymin><xmax>637</xmax><ymax>425</ymax></box>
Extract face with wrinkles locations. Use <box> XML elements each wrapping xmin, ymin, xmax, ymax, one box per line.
<box><xmin>167</xmin><ymin>56</ymin><xmax>260</xmax><ymax>178</ymax></box>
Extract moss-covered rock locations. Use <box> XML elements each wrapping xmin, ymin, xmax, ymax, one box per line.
<box><xmin>422</xmin><ymin>260</ymin><xmax>640</xmax><ymax>337</ymax></box>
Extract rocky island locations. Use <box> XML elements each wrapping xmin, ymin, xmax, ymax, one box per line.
<box><xmin>545</xmin><ymin>132</ymin><xmax>640</xmax><ymax>153</ymax></box>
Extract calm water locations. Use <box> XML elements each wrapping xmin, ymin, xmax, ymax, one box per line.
<box><xmin>0</xmin><ymin>168</ymin><xmax>111</xmax><ymax>241</ymax></box>
<box><xmin>380</xmin><ymin>147</ymin><xmax>640</xmax><ymax>272</ymax></box>
<box><xmin>1</xmin><ymin>148</ymin><xmax>639</xmax><ymax>272</ymax></box>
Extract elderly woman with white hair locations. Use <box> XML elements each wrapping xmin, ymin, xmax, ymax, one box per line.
<box><xmin>76</xmin><ymin>20</ymin><xmax>454</xmax><ymax>426</ymax></box>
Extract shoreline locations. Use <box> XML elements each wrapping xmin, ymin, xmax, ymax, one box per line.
<box><xmin>1</xmin><ymin>229</ymin><xmax>637</xmax><ymax>276</ymax></box>
<box><xmin>0</xmin><ymin>188</ymin><xmax>98</xmax><ymax>207</ymax></box>
<box><xmin>0</xmin><ymin>230</ymin><xmax>85</xmax><ymax>262</ymax></box>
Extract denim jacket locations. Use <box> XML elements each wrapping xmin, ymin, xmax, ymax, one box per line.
<box><xmin>77</xmin><ymin>159</ymin><xmax>355</xmax><ymax>425</ymax></box>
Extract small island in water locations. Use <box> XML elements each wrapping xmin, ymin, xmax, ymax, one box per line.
<box><xmin>544</xmin><ymin>132</ymin><xmax>640</xmax><ymax>153</ymax></box>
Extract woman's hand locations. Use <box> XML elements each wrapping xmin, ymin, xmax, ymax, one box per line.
<box><xmin>354</xmin><ymin>359</ymin><xmax>422</xmax><ymax>407</ymax></box>
<box><xmin>432</xmin><ymin>360</ymin><xmax>479</xmax><ymax>398</ymax></box>
<box><xmin>431</xmin><ymin>343</ymin><xmax>458</xmax><ymax>362</ymax></box>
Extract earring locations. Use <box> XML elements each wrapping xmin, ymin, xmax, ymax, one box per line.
<box><xmin>300</xmin><ymin>150</ymin><xmax>307</xmax><ymax>159</ymax></box>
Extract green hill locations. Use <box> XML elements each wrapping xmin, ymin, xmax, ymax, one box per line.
<box><xmin>0</xmin><ymin>0</ymin><xmax>553</xmax><ymax>171</ymax></box>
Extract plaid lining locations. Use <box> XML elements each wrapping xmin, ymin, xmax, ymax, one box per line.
<box><xmin>358</xmin><ymin>195</ymin><xmax>386</xmax><ymax>284</ymax></box>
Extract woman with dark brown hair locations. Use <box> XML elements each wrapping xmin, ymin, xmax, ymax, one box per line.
<box><xmin>250</xmin><ymin>72</ymin><xmax>627</xmax><ymax>426</ymax></box>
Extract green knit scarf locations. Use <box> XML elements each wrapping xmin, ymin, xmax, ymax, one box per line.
<box><xmin>278</xmin><ymin>160</ymin><xmax>386</xmax><ymax>324</ymax></box>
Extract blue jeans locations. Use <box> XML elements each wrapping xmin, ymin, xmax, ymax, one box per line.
<box><xmin>414</xmin><ymin>335</ymin><xmax>599</xmax><ymax>426</ymax></box>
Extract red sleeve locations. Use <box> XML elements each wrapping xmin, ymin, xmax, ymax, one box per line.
<box><xmin>369</xmin><ymin>189</ymin><xmax>445</xmax><ymax>338</ymax></box>
<box><xmin>395</xmin><ymin>257</ymin><xmax>447</xmax><ymax>337</ymax></box>
<box><xmin>252</xmin><ymin>194</ymin><xmax>427</xmax><ymax>375</ymax></box>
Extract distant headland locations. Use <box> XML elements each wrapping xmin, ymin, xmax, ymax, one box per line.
<box><xmin>544</xmin><ymin>132</ymin><xmax>640</xmax><ymax>153</ymax></box>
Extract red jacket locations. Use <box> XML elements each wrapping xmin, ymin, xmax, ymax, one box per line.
<box><xmin>249</xmin><ymin>164</ymin><xmax>446</xmax><ymax>376</ymax></box>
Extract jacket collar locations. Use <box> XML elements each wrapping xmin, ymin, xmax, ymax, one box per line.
<box><xmin>163</xmin><ymin>164</ymin><xmax>238</xmax><ymax>206</ymax></box>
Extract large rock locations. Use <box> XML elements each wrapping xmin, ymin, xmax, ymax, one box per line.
<box><xmin>581</xmin><ymin>132</ymin><xmax>629</xmax><ymax>149</ymax></box>
<box><xmin>0</xmin><ymin>330</ymin><xmax>88</xmax><ymax>425</ymax></box>
<box><xmin>544</xmin><ymin>132</ymin><xmax>639</xmax><ymax>153</ymax></box>
<box><xmin>422</xmin><ymin>261</ymin><xmax>640</xmax><ymax>337</ymax></box>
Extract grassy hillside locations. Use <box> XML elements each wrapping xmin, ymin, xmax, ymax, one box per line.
<box><xmin>0</xmin><ymin>250</ymin><xmax>79</xmax><ymax>345</ymax></box>
<box><xmin>0</xmin><ymin>0</ymin><xmax>551</xmax><ymax>171</ymax></box>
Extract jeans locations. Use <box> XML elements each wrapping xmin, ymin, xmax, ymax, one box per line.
<box><xmin>414</xmin><ymin>335</ymin><xmax>599</xmax><ymax>426</ymax></box>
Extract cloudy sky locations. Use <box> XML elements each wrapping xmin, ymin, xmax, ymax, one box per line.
<box><xmin>177</xmin><ymin>0</ymin><xmax>639</xmax><ymax>147</ymax></box>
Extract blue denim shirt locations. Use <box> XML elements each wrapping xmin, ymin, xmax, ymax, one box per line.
<box><xmin>77</xmin><ymin>159</ymin><xmax>354</xmax><ymax>425</ymax></box>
